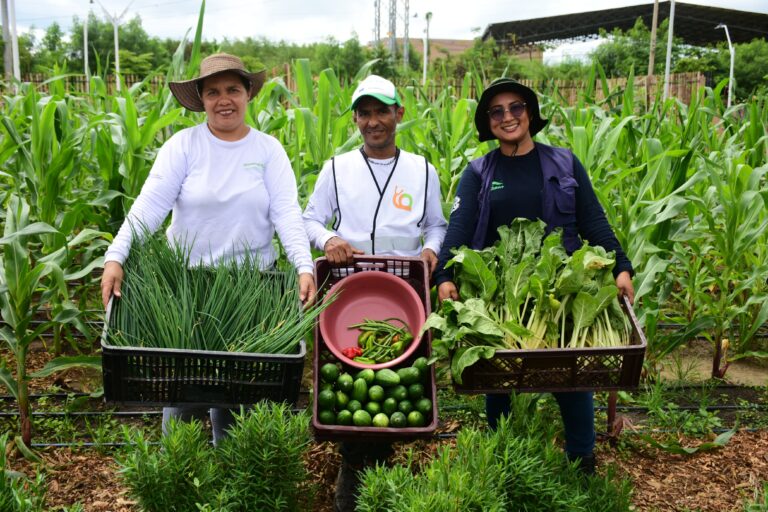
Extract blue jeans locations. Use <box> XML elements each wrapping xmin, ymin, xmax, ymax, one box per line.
<box><xmin>162</xmin><ymin>406</ymin><xmax>235</xmax><ymax>446</ymax></box>
<box><xmin>485</xmin><ymin>392</ymin><xmax>595</xmax><ymax>457</ymax></box>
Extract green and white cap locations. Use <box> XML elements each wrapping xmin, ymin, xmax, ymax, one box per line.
<box><xmin>350</xmin><ymin>75</ymin><xmax>402</xmax><ymax>110</ymax></box>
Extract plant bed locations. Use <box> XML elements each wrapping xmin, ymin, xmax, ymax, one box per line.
<box><xmin>311</xmin><ymin>256</ymin><xmax>438</xmax><ymax>441</ymax></box>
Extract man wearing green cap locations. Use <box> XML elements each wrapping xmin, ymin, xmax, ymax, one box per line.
<box><xmin>303</xmin><ymin>75</ymin><xmax>446</xmax><ymax>512</ymax></box>
<box><xmin>303</xmin><ymin>74</ymin><xmax>446</xmax><ymax>271</ymax></box>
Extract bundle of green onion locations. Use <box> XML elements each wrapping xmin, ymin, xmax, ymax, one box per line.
<box><xmin>106</xmin><ymin>234</ymin><xmax>323</xmax><ymax>354</ymax></box>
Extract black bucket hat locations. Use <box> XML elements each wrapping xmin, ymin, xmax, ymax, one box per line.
<box><xmin>474</xmin><ymin>78</ymin><xmax>548</xmax><ymax>142</ymax></box>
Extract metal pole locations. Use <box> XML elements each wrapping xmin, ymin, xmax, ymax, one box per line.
<box><xmin>716</xmin><ymin>24</ymin><xmax>734</xmax><ymax>108</ymax></box>
<box><xmin>388</xmin><ymin>0</ymin><xmax>396</xmax><ymax>63</ymax></box>
<box><xmin>113</xmin><ymin>21</ymin><xmax>120</xmax><ymax>91</ymax></box>
<box><xmin>422</xmin><ymin>12</ymin><xmax>431</xmax><ymax>85</ymax></box>
<box><xmin>84</xmin><ymin>8</ymin><xmax>90</xmax><ymax>93</ymax></box>
<box><xmin>8</xmin><ymin>0</ymin><xmax>20</xmax><ymax>89</ymax></box>
<box><xmin>662</xmin><ymin>0</ymin><xmax>675</xmax><ymax>101</ymax></box>
<box><xmin>402</xmin><ymin>0</ymin><xmax>409</xmax><ymax>70</ymax></box>
<box><xmin>1</xmin><ymin>0</ymin><xmax>11</xmax><ymax>82</ymax></box>
<box><xmin>95</xmin><ymin>0</ymin><xmax>133</xmax><ymax>93</ymax></box>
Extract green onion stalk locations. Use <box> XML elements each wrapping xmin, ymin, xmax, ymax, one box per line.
<box><xmin>107</xmin><ymin>232</ymin><xmax>328</xmax><ymax>354</ymax></box>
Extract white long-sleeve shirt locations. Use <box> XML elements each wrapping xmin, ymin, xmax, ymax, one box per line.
<box><xmin>303</xmin><ymin>149</ymin><xmax>447</xmax><ymax>256</ymax></box>
<box><xmin>104</xmin><ymin>123</ymin><xmax>313</xmax><ymax>274</ymax></box>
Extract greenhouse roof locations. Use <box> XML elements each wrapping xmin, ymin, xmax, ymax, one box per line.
<box><xmin>482</xmin><ymin>1</ymin><xmax>768</xmax><ymax>48</ymax></box>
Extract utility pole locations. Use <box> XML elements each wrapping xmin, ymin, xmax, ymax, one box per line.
<box><xmin>1</xmin><ymin>0</ymin><xmax>11</xmax><ymax>82</ymax></box>
<box><xmin>663</xmin><ymin>0</ymin><xmax>675</xmax><ymax>101</ymax></box>
<box><xmin>388</xmin><ymin>0</ymin><xmax>396</xmax><ymax>63</ymax></box>
<box><xmin>84</xmin><ymin>1</ymin><xmax>94</xmax><ymax>93</ymax></box>
<box><xmin>402</xmin><ymin>0</ymin><xmax>409</xmax><ymax>70</ymax></box>
<box><xmin>8</xmin><ymin>0</ymin><xmax>19</xmax><ymax>88</ymax></box>
<box><xmin>422</xmin><ymin>12</ymin><xmax>431</xmax><ymax>85</ymax></box>
<box><xmin>95</xmin><ymin>0</ymin><xmax>134</xmax><ymax>92</ymax></box>
<box><xmin>373</xmin><ymin>0</ymin><xmax>380</xmax><ymax>46</ymax></box>
<box><xmin>647</xmin><ymin>0</ymin><xmax>659</xmax><ymax>76</ymax></box>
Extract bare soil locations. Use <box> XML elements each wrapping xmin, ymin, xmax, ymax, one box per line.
<box><xmin>659</xmin><ymin>339</ymin><xmax>768</xmax><ymax>386</ymax></box>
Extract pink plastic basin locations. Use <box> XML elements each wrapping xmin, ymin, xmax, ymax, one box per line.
<box><xmin>319</xmin><ymin>271</ymin><xmax>426</xmax><ymax>369</ymax></box>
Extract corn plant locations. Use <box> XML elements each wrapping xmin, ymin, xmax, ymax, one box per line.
<box><xmin>0</xmin><ymin>196</ymin><xmax>67</xmax><ymax>445</ymax></box>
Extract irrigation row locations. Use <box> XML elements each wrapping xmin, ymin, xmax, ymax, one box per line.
<box><xmin>20</xmin><ymin>426</ymin><xmax>766</xmax><ymax>449</ymax></box>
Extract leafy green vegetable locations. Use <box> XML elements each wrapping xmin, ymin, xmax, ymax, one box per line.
<box><xmin>106</xmin><ymin>231</ymin><xmax>327</xmax><ymax>354</ymax></box>
<box><xmin>423</xmin><ymin>219</ymin><xmax>633</xmax><ymax>381</ymax></box>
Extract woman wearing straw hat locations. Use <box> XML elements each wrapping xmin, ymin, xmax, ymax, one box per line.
<box><xmin>433</xmin><ymin>78</ymin><xmax>635</xmax><ymax>475</ymax></box>
<box><xmin>100</xmin><ymin>53</ymin><xmax>315</xmax><ymax>442</ymax></box>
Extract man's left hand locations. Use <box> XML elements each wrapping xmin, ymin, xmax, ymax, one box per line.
<box><xmin>421</xmin><ymin>248</ymin><xmax>438</xmax><ymax>276</ymax></box>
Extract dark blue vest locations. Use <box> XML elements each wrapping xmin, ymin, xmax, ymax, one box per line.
<box><xmin>469</xmin><ymin>143</ymin><xmax>582</xmax><ymax>253</ymax></box>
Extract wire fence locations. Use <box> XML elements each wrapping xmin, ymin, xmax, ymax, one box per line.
<box><xmin>17</xmin><ymin>70</ymin><xmax>708</xmax><ymax>105</ymax></box>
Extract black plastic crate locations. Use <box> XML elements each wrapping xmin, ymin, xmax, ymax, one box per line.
<box><xmin>453</xmin><ymin>296</ymin><xmax>646</xmax><ymax>393</ymax></box>
<box><xmin>101</xmin><ymin>299</ymin><xmax>305</xmax><ymax>408</ymax></box>
<box><xmin>311</xmin><ymin>256</ymin><xmax>438</xmax><ymax>442</ymax></box>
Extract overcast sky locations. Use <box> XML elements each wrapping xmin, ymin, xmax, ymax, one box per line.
<box><xmin>15</xmin><ymin>0</ymin><xmax>768</xmax><ymax>46</ymax></box>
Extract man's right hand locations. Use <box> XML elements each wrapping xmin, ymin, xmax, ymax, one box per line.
<box><xmin>324</xmin><ymin>236</ymin><xmax>364</xmax><ymax>266</ymax></box>
<box><xmin>101</xmin><ymin>261</ymin><xmax>124</xmax><ymax>308</ymax></box>
<box><xmin>437</xmin><ymin>281</ymin><xmax>459</xmax><ymax>302</ymax></box>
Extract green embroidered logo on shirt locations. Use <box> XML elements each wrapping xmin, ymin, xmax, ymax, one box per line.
<box><xmin>491</xmin><ymin>180</ymin><xmax>504</xmax><ymax>191</ymax></box>
<box><xmin>243</xmin><ymin>162</ymin><xmax>265</xmax><ymax>171</ymax></box>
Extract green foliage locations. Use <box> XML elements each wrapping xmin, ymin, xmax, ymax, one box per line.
<box><xmin>357</xmin><ymin>394</ymin><xmax>632</xmax><ymax>512</ymax></box>
<box><xmin>216</xmin><ymin>404</ymin><xmax>313</xmax><ymax>511</ymax></box>
<box><xmin>118</xmin><ymin>419</ymin><xmax>220</xmax><ymax>512</ymax></box>
<box><xmin>107</xmin><ymin>230</ymin><xmax>323</xmax><ymax>353</ymax></box>
<box><xmin>590</xmin><ymin>18</ymin><xmax>684</xmax><ymax>77</ymax></box>
<box><xmin>0</xmin><ymin>433</ymin><xmax>47</xmax><ymax>512</ymax></box>
<box><xmin>425</xmin><ymin>220</ymin><xmax>632</xmax><ymax>382</ymax></box>
<box><xmin>744</xmin><ymin>481</ymin><xmax>768</xmax><ymax>512</ymax></box>
<box><xmin>118</xmin><ymin>404</ymin><xmax>312</xmax><ymax>512</ymax></box>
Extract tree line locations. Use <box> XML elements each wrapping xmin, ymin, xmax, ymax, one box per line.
<box><xmin>3</xmin><ymin>14</ymin><xmax>766</xmax><ymax>97</ymax></box>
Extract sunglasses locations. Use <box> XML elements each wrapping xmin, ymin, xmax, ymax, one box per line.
<box><xmin>488</xmin><ymin>102</ymin><xmax>527</xmax><ymax>122</ymax></box>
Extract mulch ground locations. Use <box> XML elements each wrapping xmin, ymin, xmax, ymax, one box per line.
<box><xmin>4</xmin><ymin>344</ymin><xmax>768</xmax><ymax>511</ymax></box>
<box><xmin>5</xmin><ymin>429</ymin><xmax>766</xmax><ymax>512</ymax></box>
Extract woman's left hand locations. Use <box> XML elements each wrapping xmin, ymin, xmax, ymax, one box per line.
<box><xmin>615</xmin><ymin>271</ymin><xmax>635</xmax><ymax>305</ymax></box>
<box><xmin>299</xmin><ymin>272</ymin><xmax>316</xmax><ymax>305</ymax></box>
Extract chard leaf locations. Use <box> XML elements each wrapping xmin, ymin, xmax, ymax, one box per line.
<box><xmin>451</xmin><ymin>345</ymin><xmax>497</xmax><ymax>385</ymax></box>
<box><xmin>503</xmin><ymin>258</ymin><xmax>534</xmax><ymax>317</ymax></box>
<box><xmin>420</xmin><ymin>312</ymin><xmax>449</xmax><ymax>336</ymax></box>
<box><xmin>570</xmin><ymin>291</ymin><xmax>602</xmax><ymax>346</ymax></box>
<box><xmin>582</xmin><ymin>247</ymin><xmax>615</xmax><ymax>271</ymax></box>
<box><xmin>448</xmin><ymin>247</ymin><xmax>497</xmax><ymax>302</ymax></box>
<box><xmin>456</xmin><ymin>298</ymin><xmax>505</xmax><ymax>338</ymax></box>
<box><xmin>501</xmin><ymin>320</ymin><xmax>533</xmax><ymax>342</ymax></box>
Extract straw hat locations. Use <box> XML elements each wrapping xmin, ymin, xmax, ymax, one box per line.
<box><xmin>169</xmin><ymin>53</ymin><xmax>266</xmax><ymax>112</ymax></box>
<box><xmin>474</xmin><ymin>78</ymin><xmax>548</xmax><ymax>142</ymax></box>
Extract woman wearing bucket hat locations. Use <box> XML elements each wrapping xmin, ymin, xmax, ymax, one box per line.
<box><xmin>100</xmin><ymin>53</ymin><xmax>315</xmax><ymax>442</ymax></box>
<box><xmin>433</xmin><ymin>78</ymin><xmax>635</xmax><ymax>474</ymax></box>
